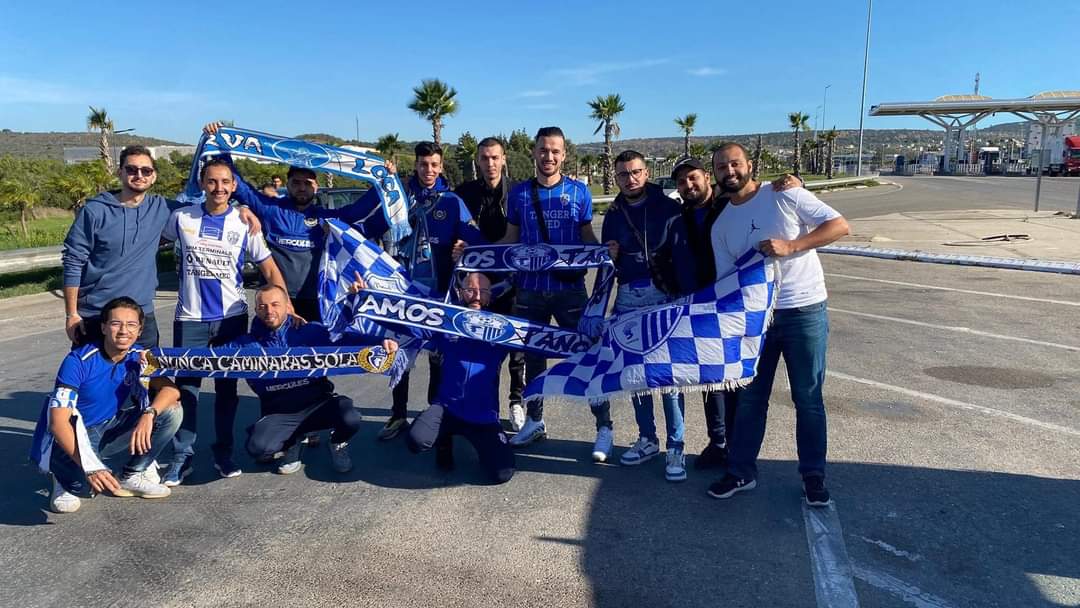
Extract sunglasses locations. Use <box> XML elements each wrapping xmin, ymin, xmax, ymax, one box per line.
<box><xmin>123</xmin><ymin>165</ymin><xmax>156</xmax><ymax>177</ymax></box>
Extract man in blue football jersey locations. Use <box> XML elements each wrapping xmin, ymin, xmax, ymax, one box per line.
<box><xmin>30</xmin><ymin>297</ymin><xmax>183</xmax><ymax>513</ymax></box>
<box><xmin>497</xmin><ymin>127</ymin><xmax>607</xmax><ymax>455</ymax></box>
<box><xmin>160</xmin><ymin>158</ymin><xmax>290</xmax><ymax>485</ymax></box>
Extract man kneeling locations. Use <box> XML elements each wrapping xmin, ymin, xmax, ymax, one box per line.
<box><xmin>402</xmin><ymin>273</ymin><xmax>515</xmax><ymax>484</ymax></box>
<box><xmin>232</xmin><ymin>285</ymin><xmax>397</xmax><ymax>474</ymax></box>
<box><xmin>31</xmin><ymin>297</ymin><xmax>183</xmax><ymax>513</ymax></box>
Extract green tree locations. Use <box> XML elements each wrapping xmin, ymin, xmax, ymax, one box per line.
<box><xmin>689</xmin><ymin>142</ymin><xmax>708</xmax><ymax>162</ymax></box>
<box><xmin>587</xmin><ymin>93</ymin><xmax>625</xmax><ymax>194</ymax></box>
<box><xmin>376</xmin><ymin>133</ymin><xmax>403</xmax><ymax>162</ymax></box>
<box><xmin>674</xmin><ymin>113</ymin><xmax>697</xmax><ymax>157</ymax></box>
<box><xmin>507</xmin><ymin>129</ymin><xmax>532</xmax><ymax>156</ymax></box>
<box><xmin>51</xmin><ymin>160</ymin><xmax>111</xmax><ymax>209</ymax></box>
<box><xmin>458</xmin><ymin>131</ymin><xmax>478</xmax><ymax>181</ymax></box>
<box><xmin>87</xmin><ymin>106</ymin><xmax>114</xmax><ymax>172</ymax></box>
<box><xmin>822</xmin><ymin>127</ymin><xmax>839</xmax><ymax>179</ymax></box>
<box><xmin>788</xmin><ymin>111</ymin><xmax>810</xmax><ymax>176</ymax></box>
<box><xmin>408</xmin><ymin>79</ymin><xmax>458</xmax><ymax>146</ymax></box>
<box><xmin>0</xmin><ymin>176</ymin><xmax>42</xmax><ymax>237</ymax></box>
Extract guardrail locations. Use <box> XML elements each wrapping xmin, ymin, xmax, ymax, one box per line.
<box><xmin>3</xmin><ymin>175</ymin><xmax>885</xmax><ymax>277</ymax></box>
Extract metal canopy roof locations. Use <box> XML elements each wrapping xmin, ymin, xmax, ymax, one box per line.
<box><xmin>870</xmin><ymin>91</ymin><xmax>1080</xmax><ymax>117</ymax></box>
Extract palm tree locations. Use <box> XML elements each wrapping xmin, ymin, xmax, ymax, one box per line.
<box><xmin>674</xmin><ymin>113</ymin><xmax>697</xmax><ymax>157</ymax></box>
<box><xmin>0</xmin><ymin>176</ymin><xmax>42</xmax><ymax>237</ymax></box>
<box><xmin>87</xmin><ymin>106</ymin><xmax>114</xmax><ymax>172</ymax></box>
<box><xmin>752</xmin><ymin>134</ymin><xmax>763</xmax><ymax>180</ymax></box>
<box><xmin>376</xmin><ymin>133</ymin><xmax>403</xmax><ymax>162</ymax></box>
<box><xmin>822</xmin><ymin>127</ymin><xmax>839</xmax><ymax>179</ymax></box>
<box><xmin>408</xmin><ymin>79</ymin><xmax>458</xmax><ymax>146</ymax></box>
<box><xmin>788</xmin><ymin>111</ymin><xmax>811</xmax><ymax>176</ymax></box>
<box><xmin>587</xmin><ymin>94</ymin><xmax>625</xmax><ymax>194</ymax></box>
<box><xmin>578</xmin><ymin>154</ymin><xmax>595</xmax><ymax>183</ymax></box>
<box><xmin>689</xmin><ymin>142</ymin><xmax>708</xmax><ymax>162</ymax></box>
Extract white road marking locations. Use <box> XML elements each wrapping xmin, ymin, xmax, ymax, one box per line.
<box><xmin>803</xmin><ymin>503</ymin><xmax>861</xmax><ymax>607</ymax></box>
<box><xmin>853</xmin><ymin>536</ymin><xmax>923</xmax><ymax>562</ymax></box>
<box><xmin>826</xmin><ymin>273</ymin><xmax>1080</xmax><ymax>308</ymax></box>
<box><xmin>853</xmin><ymin>565</ymin><xmax>955</xmax><ymax>608</ymax></box>
<box><xmin>828</xmin><ymin>307</ymin><xmax>1080</xmax><ymax>352</ymax></box>
<box><xmin>827</xmin><ymin>371</ymin><xmax>1080</xmax><ymax>437</ymax></box>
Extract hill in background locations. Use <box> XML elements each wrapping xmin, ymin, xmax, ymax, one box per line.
<box><xmin>0</xmin><ymin>131</ymin><xmax>187</xmax><ymax>160</ymax></box>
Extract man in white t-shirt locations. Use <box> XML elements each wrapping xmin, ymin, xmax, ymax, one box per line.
<box><xmin>704</xmin><ymin>142</ymin><xmax>849</xmax><ymax>507</ymax></box>
<box><xmin>161</xmin><ymin>157</ymin><xmax>290</xmax><ymax>485</ymax></box>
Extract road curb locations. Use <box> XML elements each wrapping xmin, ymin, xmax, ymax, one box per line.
<box><xmin>820</xmin><ymin>245</ymin><xmax>1080</xmax><ymax>275</ymax></box>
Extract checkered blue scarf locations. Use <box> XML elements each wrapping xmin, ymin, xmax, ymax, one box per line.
<box><xmin>523</xmin><ymin>249</ymin><xmax>779</xmax><ymax>404</ymax></box>
<box><xmin>180</xmin><ymin>126</ymin><xmax>411</xmax><ymax>242</ymax></box>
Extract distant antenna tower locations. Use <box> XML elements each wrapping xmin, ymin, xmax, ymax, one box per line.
<box><xmin>969</xmin><ymin>72</ymin><xmax>982</xmax><ymax>162</ymax></box>
<box><xmin>974</xmin><ymin>72</ymin><xmax>980</xmax><ymax>95</ymax></box>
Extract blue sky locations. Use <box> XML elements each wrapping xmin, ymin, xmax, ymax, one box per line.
<box><xmin>2</xmin><ymin>0</ymin><xmax>1076</xmax><ymax>145</ymax></box>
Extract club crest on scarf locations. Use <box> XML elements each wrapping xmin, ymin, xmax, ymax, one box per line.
<box><xmin>506</xmin><ymin>244</ymin><xmax>559</xmax><ymax>272</ymax></box>
<box><xmin>453</xmin><ymin>310</ymin><xmax>516</xmax><ymax>342</ymax></box>
<box><xmin>611</xmin><ymin>306</ymin><xmax>684</xmax><ymax>356</ymax></box>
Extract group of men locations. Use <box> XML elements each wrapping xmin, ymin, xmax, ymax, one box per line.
<box><xmin>35</xmin><ymin>121</ymin><xmax>848</xmax><ymax>515</ymax></box>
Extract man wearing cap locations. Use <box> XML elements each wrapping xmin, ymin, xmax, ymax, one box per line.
<box><xmin>704</xmin><ymin>142</ymin><xmax>849</xmax><ymax>507</ymax></box>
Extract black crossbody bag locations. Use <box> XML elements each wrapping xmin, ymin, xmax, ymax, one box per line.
<box><xmin>530</xmin><ymin>179</ymin><xmax>587</xmax><ymax>283</ymax></box>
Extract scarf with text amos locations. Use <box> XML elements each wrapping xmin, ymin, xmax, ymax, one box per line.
<box><xmin>180</xmin><ymin>126</ymin><xmax>411</xmax><ymax>242</ymax></box>
<box><xmin>453</xmin><ymin>243</ymin><xmax>616</xmax><ymax>338</ymax></box>
<box><xmin>354</xmin><ymin>289</ymin><xmax>594</xmax><ymax>358</ymax></box>
<box><xmin>523</xmin><ymin>249</ymin><xmax>779</xmax><ymax>405</ymax></box>
<box><xmin>141</xmin><ymin>344</ymin><xmax>407</xmax><ymax>386</ymax></box>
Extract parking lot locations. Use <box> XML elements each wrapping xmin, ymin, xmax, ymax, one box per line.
<box><xmin>0</xmin><ymin>177</ymin><xmax>1077</xmax><ymax>607</ymax></box>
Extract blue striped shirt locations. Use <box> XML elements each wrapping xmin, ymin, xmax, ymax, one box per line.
<box><xmin>506</xmin><ymin>177</ymin><xmax>593</xmax><ymax>292</ymax></box>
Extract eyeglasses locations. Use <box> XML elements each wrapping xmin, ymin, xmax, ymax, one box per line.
<box><xmin>615</xmin><ymin>168</ymin><xmax>645</xmax><ymax>180</ymax></box>
<box><xmin>458</xmin><ymin>288</ymin><xmax>492</xmax><ymax>297</ymax></box>
<box><xmin>108</xmin><ymin>321</ymin><xmax>142</xmax><ymax>331</ymax></box>
<box><xmin>123</xmin><ymin>165</ymin><xmax>156</xmax><ymax>177</ymax></box>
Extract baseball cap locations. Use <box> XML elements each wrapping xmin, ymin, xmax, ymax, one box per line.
<box><xmin>671</xmin><ymin>157</ymin><xmax>706</xmax><ymax>180</ymax></box>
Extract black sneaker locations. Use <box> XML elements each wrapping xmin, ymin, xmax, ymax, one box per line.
<box><xmin>803</xmin><ymin>476</ymin><xmax>832</xmax><ymax>507</ymax></box>
<box><xmin>693</xmin><ymin>443</ymin><xmax>728</xmax><ymax>470</ymax></box>
<box><xmin>707</xmin><ymin>474</ymin><xmax>757</xmax><ymax>499</ymax></box>
<box><xmin>377</xmin><ymin>416</ymin><xmax>407</xmax><ymax>441</ymax></box>
<box><xmin>213</xmin><ymin>453</ymin><xmax>242</xmax><ymax>478</ymax></box>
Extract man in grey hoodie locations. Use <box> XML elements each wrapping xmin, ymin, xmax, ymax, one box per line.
<box><xmin>62</xmin><ymin>145</ymin><xmax>260</xmax><ymax>348</ymax></box>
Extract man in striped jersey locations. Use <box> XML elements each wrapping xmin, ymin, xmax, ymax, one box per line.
<box><xmin>498</xmin><ymin>127</ymin><xmax>607</xmax><ymax>453</ymax></box>
<box><xmin>160</xmin><ymin>157</ymin><xmax>290</xmax><ymax>485</ymax></box>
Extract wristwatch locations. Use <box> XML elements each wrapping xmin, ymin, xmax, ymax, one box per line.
<box><xmin>142</xmin><ymin>408</ymin><xmax>158</xmax><ymax>418</ymax></box>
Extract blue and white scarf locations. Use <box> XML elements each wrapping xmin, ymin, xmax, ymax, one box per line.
<box><xmin>523</xmin><ymin>249</ymin><xmax>779</xmax><ymax>405</ymax></box>
<box><xmin>180</xmin><ymin>126</ymin><xmax>411</xmax><ymax>242</ymax></box>
<box><xmin>354</xmin><ymin>289</ymin><xmax>593</xmax><ymax>358</ymax></box>
<box><xmin>454</xmin><ymin>243</ymin><xmax>616</xmax><ymax>337</ymax></box>
<box><xmin>142</xmin><ymin>345</ymin><xmax>406</xmax><ymax>384</ymax></box>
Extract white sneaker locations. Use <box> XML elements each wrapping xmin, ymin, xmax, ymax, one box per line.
<box><xmin>117</xmin><ymin>470</ymin><xmax>171</xmax><ymax>499</ymax></box>
<box><xmin>509</xmin><ymin>402</ymin><xmax>526</xmax><ymax>432</ymax></box>
<box><xmin>49</xmin><ymin>477</ymin><xmax>81</xmax><ymax>513</ymax></box>
<box><xmin>145</xmin><ymin>460</ymin><xmax>161</xmax><ymax>486</ymax></box>
<box><xmin>620</xmin><ymin>436</ymin><xmax>660</xmax><ymax>466</ymax></box>
<box><xmin>591</xmin><ymin>427</ymin><xmax>614</xmax><ymax>463</ymax></box>
<box><xmin>509</xmin><ymin>418</ymin><xmax>546</xmax><ymax>447</ymax></box>
<box><xmin>665</xmin><ymin>447</ymin><xmax>687</xmax><ymax>482</ymax></box>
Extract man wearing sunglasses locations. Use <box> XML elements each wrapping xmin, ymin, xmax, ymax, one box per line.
<box><xmin>62</xmin><ymin>145</ymin><xmax>261</xmax><ymax>349</ymax></box>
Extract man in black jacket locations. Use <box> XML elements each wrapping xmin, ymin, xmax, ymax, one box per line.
<box><xmin>453</xmin><ymin>137</ymin><xmax>527</xmax><ymax>432</ymax></box>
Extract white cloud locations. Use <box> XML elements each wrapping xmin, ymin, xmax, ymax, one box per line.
<box><xmin>515</xmin><ymin>90</ymin><xmax>553</xmax><ymax>98</ymax></box>
<box><xmin>0</xmin><ymin>75</ymin><xmax>204</xmax><ymax>107</ymax></box>
<box><xmin>524</xmin><ymin>103</ymin><xmax>560</xmax><ymax>110</ymax></box>
<box><xmin>687</xmin><ymin>67</ymin><xmax>726</xmax><ymax>77</ymax></box>
<box><xmin>549</xmin><ymin>59</ymin><xmax>670</xmax><ymax>85</ymax></box>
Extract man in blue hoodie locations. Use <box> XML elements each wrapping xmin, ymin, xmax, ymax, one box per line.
<box><xmin>229</xmin><ymin>284</ymin><xmax>400</xmax><ymax>474</ymax></box>
<box><xmin>403</xmin><ymin>272</ymin><xmax>515</xmax><ymax>484</ymax></box>
<box><xmin>355</xmin><ymin>142</ymin><xmax>486</xmax><ymax>441</ymax></box>
<box><xmin>62</xmin><ymin>145</ymin><xmax>260</xmax><ymax>348</ymax></box>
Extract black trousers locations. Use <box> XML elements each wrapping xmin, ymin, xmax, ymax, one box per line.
<box><xmin>406</xmin><ymin>405</ymin><xmax>515</xmax><ymax>484</ymax></box>
<box><xmin>247</xmin><ymin>394</ymin><xmax>361</xmax><ymax>460</ymax></box>
<box><xmin>391</xmin><ymin>354</ymin><xmax>443</xmax><ymax>419</ymax></box>
<box><xmin>292</xmin><ymin>297</ymin><xmax>321</xmax><ymax>324</ymax></box>
<box><xmin>490</xmin><ymin>292</ymin><xmax>526</xmax><ymax>405</ymax></box>
<box><xmin>703</xmin><ymin>389</ymin><xmax>738</xmax><ymax>448</ymax></box>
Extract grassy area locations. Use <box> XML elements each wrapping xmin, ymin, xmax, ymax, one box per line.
<box><xmin>0</xmin><ymin>267</ymin><xmax>63</xmax><ymax>299</ymax></box>
<box><xmin>0</xmin><ymin>213</ymin><xmax>73</xmax><ymax>251</ymax></box>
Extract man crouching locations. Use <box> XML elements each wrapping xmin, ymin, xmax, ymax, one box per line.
<box><xmin>31</xmin><ymin>296</ymin><xmax>183</xmax><ymax>513</ymax></box>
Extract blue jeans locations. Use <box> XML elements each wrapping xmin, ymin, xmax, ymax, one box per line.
<box><xmin>514</xmin><ymin>288</ymin><xmax>611</xmax><ymax>429</ymax></box>
<box><xmin>728</xmin><ymin>301</ymin><xmax>829</xmax><ymax>481</ymax></box>
<box><xmin>170</xmin><ymin>315</ymin><xmax>249</xmax><ymax>465</ymax></box>
<box><xmin>631</xmin><ymin>391</ymin><xmax>685</xmax><ymax>449</ymax></box>
<box><xmin>51</xmin><ymin>406</ymin><xmax>183</xmax><ymax>495</ymax></box>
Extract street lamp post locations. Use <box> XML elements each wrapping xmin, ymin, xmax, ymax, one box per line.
<box><xmin>857</xmin><ymin>0</ymin><xmax>872</xmax><ymax>177</ymax></box>
<box><xmin>822</xmin><ymin>84</ymin><xmax>831</xmax><ymax>133</ymax></box>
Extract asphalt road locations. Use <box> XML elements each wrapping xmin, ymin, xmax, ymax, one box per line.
<box><xmin>0</xmin><ymin>177</ymin><xmax>1077</xmax><ymax>607</ymax></box>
